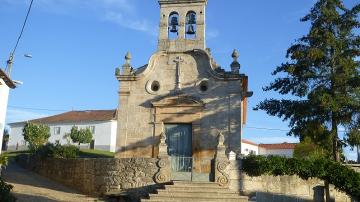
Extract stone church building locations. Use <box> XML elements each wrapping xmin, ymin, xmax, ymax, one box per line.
<box><xmin>115</xmin><ymin>0</ymin><xmax>252</xmax><ymax>181</ymax></box>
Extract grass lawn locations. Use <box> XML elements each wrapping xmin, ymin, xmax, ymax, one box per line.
<box><xmin>78</xmin><ymin>149</ymin><xmax>115</xmax><ymax>158</ymax></box>
<box><xmin>1</xmin><ymin>149</ymin><xmax>114</xmax><ymax>160</ymax></box>
<box><xmin>2</xmin><ymin>150</ymin><xmax>30</xmax><ymax>163</ymax></box>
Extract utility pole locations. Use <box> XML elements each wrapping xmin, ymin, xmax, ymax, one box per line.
<box><xmin>5</xmin><ymin>53</ymin><xmax>14</xmax><ymax>79</ymax></box>
<box><xmin>0</xmin><ymin>0</ymin><xmax>34</xmax><ymax>157</ymax></box>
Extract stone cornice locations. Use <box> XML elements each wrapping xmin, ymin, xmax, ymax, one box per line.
<box><xmin>158</xmin><ymin>0</ymin><xmax>207</xmax><ymax>5</ymax></box>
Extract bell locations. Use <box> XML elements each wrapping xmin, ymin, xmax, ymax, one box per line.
<box><xmin>170</xmin><ymin>25</ymin><xmax>178</xmax><ymax>33</ymax></box>
<box><xmin>187</xmin><ymin>14</ymin><xmax>196</xmax><ymax>24</ymax></box>
<box><xmin>186</xmin><ymin>24</ymin><xmax>195</xmax><ymax>35</ymax></box>
<box><xmin>170</xmin><ymin>16</ymin><xmax>178</xmax><ymax>26</ymax></box>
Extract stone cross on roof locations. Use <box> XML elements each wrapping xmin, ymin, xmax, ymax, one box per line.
<box><xmin>173</xmin><ymin>56</ymin><xmax>185</xmax><ymax>91</ymax></box>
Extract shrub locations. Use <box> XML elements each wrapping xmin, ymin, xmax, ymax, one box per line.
<box><xmin>242</xmin><ymin>155</ymin><xmax>360</xmax><ymax>199</ymax></box>
<box><xmin>0</xmin><ymin>176</ymin><xmax>16</xmax><ymax>202</ymax></box>
<box><xmin>0</xmin><ymin>154</ymin><xmax>8</xmax><ymax>167</ymax></box>
<box><xmin>52</xmin><ymin>144</ymin><xmax>78</xmax><ymax>159</ymax></box>
<box><xmin>35</xmin><ymin>143</ymin><xmax>79</xmax><ymax>159</ymax></box>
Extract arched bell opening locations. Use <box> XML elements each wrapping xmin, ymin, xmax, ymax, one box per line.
<box><xmin>168</xmin><ymin>12</ymin><xmax>179</xmax><ymax>40</ymax></box>
<box><xmin>185</xmin><ymin>11</ymin><xmax>197</xmax><ymax>39</ymax></box>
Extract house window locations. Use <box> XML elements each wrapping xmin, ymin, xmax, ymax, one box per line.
<box><xmin>54</xmin><ymin>127</ymin><xmax>61</xmax><ymax>135</ymax></box>
<box><xmin>89</xmin><ymin>126</ymin><xmax>95</xmax><ymax>134</ymax></box>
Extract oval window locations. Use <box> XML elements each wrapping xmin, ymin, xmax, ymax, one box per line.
<box><xmin>151</xmin><ymin>81</ymin><xmax>160</xmax><ymax>92</ymax></box>
<box><xmin>199</xmin><ymin>80</ymin><xmax>208</xmax><ymax>92</ymax></box>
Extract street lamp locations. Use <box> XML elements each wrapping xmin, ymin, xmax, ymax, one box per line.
<box><xmin>5</xmin><ymin>52</ymin><xmax>32</xmax><ymax>80</ymax></box>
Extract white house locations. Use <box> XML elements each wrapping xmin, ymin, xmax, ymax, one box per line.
<box><xmin>241</xmin><ymin>139</ymin><xmax>259</xmax><ymax>155</ymax></box>
<box><xmin>258</xmin><ymin>143</ymin><xmax>297</xmax><ymax>158</ymax></box>
<box><xmin>0</xmin><ymin>68</ymin><xmax>16</xmax><ymax>155</ymax></box>
<box><xmin>8</xmin><ymin>110</ymin><xmax>118</xmax><ymax>152</ymax></box>
<box><xmin>241</xmin><ymin>139</ymin><xmax>297</xmax><ymax>158</ymax></box>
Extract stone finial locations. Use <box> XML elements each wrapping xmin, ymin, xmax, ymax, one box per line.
<box><xmin>232</xmin><ymin>49</ymin><xmax>239</xmax><ymax>61</ymax></box>
<box><xmin>218</xmin><ymin>132</ymin><xmax>225</xmax><ymax>147</ymax></box>
<box><xmin>125</xmin><ymin>51</ymin><xmax>132</xmax><ymax>65</ymax></box>
<box><xmin>158</xmin><ymin>126</ymin><xmax>168</xmax><ymax>157</ymax></box>
<box><xmin>122</xmin><ymin>52</ymin><xmax>133</xmax><ymax>75</ymax></box>
<box><xmin>115</xmin><ymin>67</ymin><xmax>120</xmax><ymax>76</ymax></box>
<box><xmin>230</xmin><ymin>49</ymin><xmax>240</xmax><ymax>74</ymax></box>
<box><xmin>160</xmin><ymin>132</ymin><xmax>166</xmax><ymax>144</ymax></box>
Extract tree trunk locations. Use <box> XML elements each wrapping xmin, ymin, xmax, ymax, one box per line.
<box><xmin>331</xmin><ymin>117</ymin><xmax>340</xmax><ymax>162</ymax></box>
<box><xmin>357</xmin><ymin>145</ymin><xmax>360</xmax><ymax>164</ymax></box>
<box><xmin>326</xmin><ymin>117</ymin><xmax>338</xmax><ymax>202</ymax></box>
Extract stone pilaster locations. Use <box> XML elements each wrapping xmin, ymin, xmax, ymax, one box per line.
<box><xmin>154</xmin><ymin>130</ymin><xmax>171</xmax><ymax>183</ymax></box>
<box><xmin>214</xmin><ymin>132</ymin><xmax>230</xmax><ymax>187</ymax></box>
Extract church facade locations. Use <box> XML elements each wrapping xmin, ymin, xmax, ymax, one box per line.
<box><xmin>115</xmin><ymin>0</ymin><xmax>252</xmax><ymax>181</ymax></box>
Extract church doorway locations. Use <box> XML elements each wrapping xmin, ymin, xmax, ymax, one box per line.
<box><xmin>165</xmin><ymin>124</ymin><xmax>192</xmax><ymax>181</ymax></box>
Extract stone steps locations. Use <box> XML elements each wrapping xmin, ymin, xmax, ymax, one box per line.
<box><xmin>164</xmin><ymin>184</ymin><xmax>228</xmax><ymax>190</ymax></box>
<box><xmin>150</xmin><ymin>191</ymin><xmax>243</xmax><ymax>198</ymax></box>
<box><xmin>142</xmin><ymin>197</ymin><xmax>247</xmax><ymax>202</ymax></box>
<box><xmin>157</xmin><ymin>189</ymin><xmax>240</xmax><ymax>194</ymax></box>
<box><xmin>141</xmin><ymin>181</ymin><xmax>248</xmax><ymax>202</ymax></box>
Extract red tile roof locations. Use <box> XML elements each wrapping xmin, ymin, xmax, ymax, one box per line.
<box><xmin>241</xmin><ymin>139</ymin><xmax>258</xmax><ymax>146</ymax></box>
<box><xmin>11</xmin><ymin>110</ymin><xmax>117</xmax><ymax>125</ymax></box>
<box><xmin>258</xmin><ymin>143</ymin><xmax>297</xmax><ymax>150</ymax></box>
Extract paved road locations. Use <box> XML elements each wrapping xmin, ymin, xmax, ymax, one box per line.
<box><xmin>3</xmin><ymin>163</ymin><xmax>103</xmax><ymax>202</ymax></box>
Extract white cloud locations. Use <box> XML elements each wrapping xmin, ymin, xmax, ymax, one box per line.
<box><xmin>104</xmin><ymin>11</ymin><xmax>158</xmax><ymax>35</ymax></box>
<box><xmin>5</xmin><ymin>109</ymin><xmax>49</xmax><ymax>124</ymax></box>
<box><xmin>207</xmin><ymin>29</ymin><xmax>219</xmax><ymax>40</ymax></box>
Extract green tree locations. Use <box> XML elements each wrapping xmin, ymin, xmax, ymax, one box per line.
<box><xmin>346</xmin><ymin>119</ymin><xmax>360</xmax><ymax>163</ymax></box>
<box><xmin>255</xmin><ymin>0</ymin><xmax>360</xmax><ymax>162</ymax></box>
<box><xmin>68</xmin><ymin>126</ymin><xmax>92</xmax><ymax>146</ymax></box>
<box><xmin>22</xmin><ymin>122</ymin><xmax>50</xmax><ymax>152</ymax></box>
<box><xmin>294</xmin><ymin>137</ymin><xmax>329</xmax><ymax>159</ymax></box>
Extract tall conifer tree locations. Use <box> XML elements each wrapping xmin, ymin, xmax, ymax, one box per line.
<box><xmin>256</xmin><ymin>0</ymin><xmax>360</xmax><ymax>162</ymax></box>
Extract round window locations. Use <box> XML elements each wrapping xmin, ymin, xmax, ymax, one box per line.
<box><xmin>151</xmin><ymin>81</ymin><xmax>160</xmax><ymax>92</ymax></box>
<box><xmin>146</xmin><ymin>80</ymin><xmax>161</xmax><ymax>95</ymax></box>
<box><xmin>199</xmin><ymin>80</ymin><xmax>208</xmax><ymax>92</ymax></box>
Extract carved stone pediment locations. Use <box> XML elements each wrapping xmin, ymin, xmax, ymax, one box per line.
<box><xmin>151</xmin><ymin>95</ymin><xmax>204</xmax><ymax>107</ymax></box>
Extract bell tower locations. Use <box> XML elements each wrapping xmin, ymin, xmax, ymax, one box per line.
<box><xmin>158</xmin><ymin>0</ymin><xmax>207</xmax><ymax>52</ymax></box>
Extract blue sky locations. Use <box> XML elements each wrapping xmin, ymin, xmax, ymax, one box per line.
<box><xmin>0</xmin><ymin>0</ymin><xmax>358</xmax><ymax>160</ymax></box>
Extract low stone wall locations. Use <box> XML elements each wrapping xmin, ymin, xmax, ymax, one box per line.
<box><xmin>348</xmin><ymin>164</ymin><xmax>360</xmax><ymax>173</ymax></box>
<box><xmin>16</xmin><ymin>155</ymin><xmax>160</xmax><ymax>200</ymax></box>
<box><xmin>16</xmin><ymin>155</ymin><xmax>359</xmax><ymax>202</ymax></box>
<box><xmin>228</xmin><ymin>160</ymin><xmax>355</xmax><ymax>202</ymax></box>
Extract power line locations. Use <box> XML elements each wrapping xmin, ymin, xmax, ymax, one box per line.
<box><xmin>11</xmin><ymin>0</ymin><xmax>34</xmax><ymax>55</ymax></box>
<box><xmin>245</xmin><ymin>126</ymin><xmax>346</xmax><ymax>133</ymax></box>
<box><xmin>4</xmin><ymin>105</ymin><xmax>351</xmax><ymax>133</ymax></box>
<box><xmin>8</xmin><ymin>105</ymin><xmax>67</xmax><ymax>112</ymax></box>
<box><xmin>245</xmin><ymin>126</ymin><xmax>289</xmax><ymax>132</ymax></box>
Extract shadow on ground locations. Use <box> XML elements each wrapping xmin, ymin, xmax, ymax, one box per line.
<box><xmin>12</xmin><ymin>193</ymin><xmax>59</xmax><ymax>202</ymax></box>
<box><xmin>3</xmin><ymin>162</ymin><xmax>103</xmax><ymax>202</ymax></box>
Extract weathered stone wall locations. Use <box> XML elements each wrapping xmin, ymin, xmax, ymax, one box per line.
<box><xmin>16</xmin><ymin>155</ymin><xmax>159</xmax><ymax>199</ymax></box>
<box><xmin>348</xmin><ymin>164</ymin><xmax>360</xmax><ymax>173</ymax></box>
<box><xmin>228</xmin><ymin>160</ymin><xmax>356</xmax><ymax>202</ymax></box>
<box><xmin>116</xmin><ymin>50</ymin><xmax>245</xmax><ymax>162</ymax></box>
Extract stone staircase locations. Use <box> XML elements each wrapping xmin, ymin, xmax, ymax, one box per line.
<box><xmin>142</xmin><ymin>181</ymin><xmax>249</xmax><ymax>202</ymax></box>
